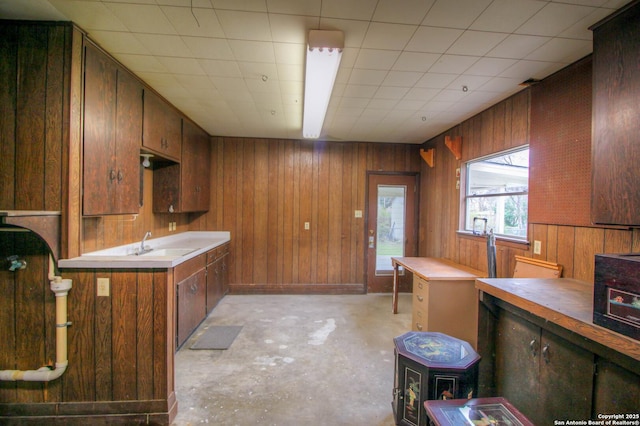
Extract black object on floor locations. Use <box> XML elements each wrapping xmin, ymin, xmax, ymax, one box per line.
<box><xmin>190</xmin><ymin>325</ymin><xmax>243</xmax><ymax>350</ymax></box>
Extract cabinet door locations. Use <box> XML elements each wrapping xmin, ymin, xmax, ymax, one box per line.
<box><xmin>539</xmin><ymin>330</ymin><xmax>593</xmax><ymax>423</ymax></box>
<box><xmin>83</xmin><ymin>43</ymin><xmax>117</xmax><ymax>215</ymax></box>
<box><xmin>495</xmin><ymin>310</ymin><xmax>540</xmax><ymax>422</ymax></box>
<box><xmin>83</xmin><ymin>42</ymin><xmax>141</xmax><ymax>215</ymax></box>
<box><xmin>176</xmin><ymin>269</ymin><xmax>206</xmax><ymax>348</ymax></box>
<box><xmin>181</xmin><ymin>120</ymin><xmax>210</xmax><ymax>212</ymax></box>
<box><xmin>114</xmin><ymin>67</ymin><xmax>143</xmax><ymax>213</ymax></box>
<box><xmin>593</xmin><ymin>358</ymin><xmax>640</xmax><ymax>415</ymax></box>
<box><xmin>591</xmin><ymin>3</ymin><xmax>640</xmax><ymax>225</ymax></box>
<box><xmin>142</xmin><ymin>90</ymin><xmax>181</xmax><ymax>161</ymax></box>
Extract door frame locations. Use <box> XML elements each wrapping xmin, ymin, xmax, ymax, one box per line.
<box><xmin>364</xmin><ymin>171</ymin><xmax>420</xmax><ymax>293</ymax></box>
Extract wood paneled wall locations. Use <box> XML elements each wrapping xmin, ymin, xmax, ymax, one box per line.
<box><xmin>0</xmin><ymin>22</ymin><xmax>72</xmax><ymax>212</ymax></box>
<box><xmin>191</xmin><ymin>138</ymin><xmax>421</xmax><ymax>292</ymax></box>
<box><xmin>421</xmin><ymin>59</ymin><xmax>640</xmax><ymax>283</ymax></box>
<box><xmin>0</xmin><ymin>230</ymin><xmax>176</xmax><ymax>421</ymax></box>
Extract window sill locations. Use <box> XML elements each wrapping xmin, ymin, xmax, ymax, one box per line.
<box><xmin>456</xmin><ymin>230</ymin><xmax>530</xmax><ymax>247</ymax></box>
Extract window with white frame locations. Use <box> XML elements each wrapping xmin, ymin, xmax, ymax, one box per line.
<box><xmin>464</xmin><ymin>147</ymin><xmax>529</xmax><ymax>239</ymax></box>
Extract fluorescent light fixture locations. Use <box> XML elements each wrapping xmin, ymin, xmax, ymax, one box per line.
<box><xmin>303</xmin><ymin>30</ymin><xmax>344</xmax><ymax>139</ymax></box>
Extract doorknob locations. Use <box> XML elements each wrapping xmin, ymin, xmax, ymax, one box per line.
<box><xmin>368</xmin><ymin>229</ymin><xmax>375</xmax><ymax>249</ymax></box>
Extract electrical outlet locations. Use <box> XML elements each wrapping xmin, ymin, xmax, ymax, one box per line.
<box><xmin>304</xmin><ymin>222</ymin><xmax>310</xmax><ymax>230</ymax></box>
<box><xmin>533</xmin><ymin>240</ymin><xmax>542</xmax><ymax>255</ymax></box>
<box><xmin>97</xmin><ymin>278</ymin><xmax>110</xmax><ymax>297</ymax></box>
<box><xmin>354</xmin><ymin>210</ymin><xmax>362</xmax><ymax>218</ymax></box>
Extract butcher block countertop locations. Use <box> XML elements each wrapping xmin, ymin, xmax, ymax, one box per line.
<box><xmin>476</xmin><ymin>278</ymin><xmax>640</xmax><ymax>362</ymax></box>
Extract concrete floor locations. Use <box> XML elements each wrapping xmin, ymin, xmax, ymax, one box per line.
<box><xmin>172</xmin><ymin>293</ymin><xmax>412</xmax><ymax>426</ymax></box>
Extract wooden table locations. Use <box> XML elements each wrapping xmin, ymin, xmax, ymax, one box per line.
<box><xmin>424</xmin><ymin>397</ymin><xmax>534</xmax><ymax>426</ymax></box>
<box><xmin>391</xmin><ymin>257</ymin><xmax>484</xmax><ymax>314</ymax></box>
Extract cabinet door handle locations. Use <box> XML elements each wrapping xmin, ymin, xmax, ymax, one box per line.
<box><xmin>109</xmin><ymin>169</ymin><xmax>116</xmax><ymax>181</ymax></box>
<box><xmin>415</xmin><ymin>323</ymin><xmax>423</xmax><ymax>331</ymax></box>
<box><xmin>117</xmin><ymin>170</ymin><xmax>123</xmax><ymax>182</ymax></box>
<box><xmin>542</xmin><ymin>343</ymin><xmax>550</xmax><ymax>364</ymax></box>
<box><xmin>530</xmin><ymin>338</ymin><xmax>538</xmax><ymax>357</ymax></box>
<box><xmin>416</xmin><ymin>295</ymin><xmax>424</xmax><ymax>302</ymax></box>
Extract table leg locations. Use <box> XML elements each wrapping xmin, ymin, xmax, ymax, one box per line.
<box><xmin>392</xmin><ymin>261</ymin><xmax>399</xmax><ymax>314</ymax></box>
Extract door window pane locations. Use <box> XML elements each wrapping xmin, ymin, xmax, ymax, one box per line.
<box><xmin>376</xmin><ymin>185</ymin><xmax>406</xmax><ymax>275</ymax></box>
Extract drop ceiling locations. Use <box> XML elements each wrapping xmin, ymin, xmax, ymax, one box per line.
<box><xmin>0</xmin><ymin>0</ymin><xmax>632</xmax><ymax>143</ymax></box>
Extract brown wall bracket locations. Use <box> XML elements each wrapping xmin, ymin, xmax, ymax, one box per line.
<box><xmin>445</xmin><ymin>135</ymin><xmax>462</xmax><ymax>160</ymax></box>
<box><xmin>420</xmin><ymin>148</ymin><xmax>435</xmax><ymax>167</ymax></box>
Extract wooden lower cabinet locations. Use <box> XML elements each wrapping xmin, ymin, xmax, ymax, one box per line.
<box><xmin>495</xmin><ymin>309</ymin><xmax>593</xmax><ymax>425</ymax></box>
<box><xmin>175</xmin><ymin>254</ymin><xmax>207</xmax><ymax>349</ymax></box>
<box><xmin>176</xmin><ymin>268</ymin><xmax>206</xmax><ymax>348</ymax></box>
<box><xmin>206</xmin><ymin>242</ymin><xmax>230</xmax><ymax>313</ymax></box>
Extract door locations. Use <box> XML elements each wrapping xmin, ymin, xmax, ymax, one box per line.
<box><xmin>366</xmin><ymin>173</ymin><xmax>418</xmax><ymax>292</ymax></box>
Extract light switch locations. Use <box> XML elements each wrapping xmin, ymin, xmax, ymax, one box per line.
<box><xmin>304</xmin><ymin>222</ymin><xmax>310</xmax><ymax>230</ymax></box>
<box><xmin>354</xmin><ymin>210</ymin><xmax>362</xmax><ymax>218</ymax></box>
<box><xmin>97</xmin><ymin>277</ymin><xmax>110</xmax><ymax>297</ymax></box>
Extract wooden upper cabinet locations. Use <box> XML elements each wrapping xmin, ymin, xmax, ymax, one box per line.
<box><xmin>181</xmin><ymin>120</ymin><xmax>211</xmax><ymax>212</ymax></box>
<box><xmin>152</xmin><ymin>120</ymin><xmax>210</xmax><ymax>213</ymax></box>
<box><xmin>83</xmin><ymin>41</ymin><xmax>142</xmax><ymax>216</ymax></box>
<box><xmin>142</xmin><ymin>89</ymin><xmax>182</xmax><ymax>161</ymax></box>
<box><xmin>591</xmin><ymin>2</ymin><xmax>640</xmax><ymax>225</ymax></box>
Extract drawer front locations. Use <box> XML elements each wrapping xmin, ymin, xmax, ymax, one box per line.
<box><xmin>412</xmin><ymin>308</ymin><xmax>425</xmax><ymax>331</ymax></box>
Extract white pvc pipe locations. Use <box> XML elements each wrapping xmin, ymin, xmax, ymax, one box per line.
<box><xmin>0</xmin><ymin>256</ymin><xmax>72</xmax><ymax>382</ymax></box>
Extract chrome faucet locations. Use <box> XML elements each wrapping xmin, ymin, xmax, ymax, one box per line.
<box><xmin>138</xmin><ymin>231</ymin><xmax>152</xmax><ymax>254</ymax></box>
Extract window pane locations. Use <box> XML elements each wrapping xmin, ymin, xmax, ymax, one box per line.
<box><xmin>467</xmin><ymin>150</ymin><xmax>529</xmax><ymax>196</ymax></box>
<box><xmin>464</xmin><ymin>147</ymin><xmax>529</xmax><ymax>239</ymax></box>
<box><xmin>376</xmin><ymin>185</ymin><xmax>405</xmax><ymax>275</ymax></box>
<box><xmin>466</xmin><ymin>194</ymin><xmax>528</xmax><ymax>237</ymax></box>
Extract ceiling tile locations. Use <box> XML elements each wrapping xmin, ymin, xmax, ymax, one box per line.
<box><xmin>183</xmin><ymin>36</ymin><xmax>235</xmax><ymax>60</ymax></box>
<box><xmin>88</xmin><ymin>31</ymin><xmax>149</xmax><ymax>55</ymax></box>
<box><xmin>199</xmin><ymin>59</ymin><xmax>242</xmax><ymax>77</ymax></box>
<box><xmin>487</xmin><ymin>34</ymin><xmax>551</xmax><ymax>59</ymax></box>
<box><xmin>372</xmin><ymin>0</ymin><xmax>435</xmax><ymax>24</ymax></box>
<box><xmin>134</xmin><ymin>33</ymin><xmax>193</xmax><ymax>57</ymax></box>
<box><xmin>516</xmin><ymin>3</ymin><xmax>596</xmax><ymax>37</ymax></box>
<box><xmin>269</xmin><ymin>14</ymin><xmax>317</xmax><ymax>44</ymax></box>
<box><xmin>161</xmin><ymin>6</ymin><xmax>225</xmax><ymax>38</ymax></box>
<box><xmin>105</xmin><ymin>2</ymin><xmax>177</xmax><ymax>35</ymax></box>
<box><xmin>405</xmin><ymin>26</ymin><xmax>464</xmax><ymax>53</ymax></box>
<box><xmin>525</xmin><ymin>38</ymin><xmax>592</xmax><ymax>63</ymax></box>
<box><xmin>362</xmin><ymin>22</ymin><xmax>417</xmax><ymax>50</ymax></box>
<box><xmin>321</xmin><ymin>0</ymin><xmax>378</xmax><ymax>20</ymax></box>
<box><xmin>422</xmin><ymin>0</ymin><xmax>492</xmax><ymax>29</ymax></box>
<box><xmin>447</xmin><ymin>75</ymin><xmax>492</xmax><ymax>91</ymax></box>
<box><xmin>469</xmin><ymin>0</ymin><xmax>546</xmax><ymax>33</ymax></box>
<box><xmin>239</xmin><ymin>62</ymin><xmax>278</xmax><ymax>80</ymax></box>
<box><xmin>374</xmin><ymin>86</ymin><xmax>410</xmax><ymax>99</ymax></box>
<box><xmin>354</xmin><ymin>49</ymin><xmax>401</xmax><ymax>70</ymax></box>
<box><xmin>466</xmin><ymin>57</ymin><xmax>518</xmax><ymax>77</ymax></box>
<box><xmin>382</xmin><ymin>71</ymin><xmax>423</xmax><ymax>87</ymax></box>
<box><xmin>403</xmin><ymin>87</ymin><xmax>438</xmax><ymax>102</ymax></box>
<box><xmin>277</xmin><ymin>63</ymin><xmax>304</xmax><ymax>81</ymax></box>
<box><xmin>446</xmin><ymin>30</ymin><xmax>507</xmax><ymax>56</ymax></box>
<box><xmin>273</xmin><ymin>43</ymin><xmax>305</xmax><ymax>65</ymax></box>
<box><xmin>217</xmin><ymin>10</ymin><xmax>272</xmax><ymax>41</ymax></box>
<box><xmin>415</xmin><ymin>72</ymin><xmax>457</xmax><ymax>89</ymax></box>
<box><xmin>114</xmin><ymin>54</ymin><xmax>169</xmax><ymax>73</ymax></box>
<box><xmin>267</xmin><ymin>0</ymin><xmax>321</xmax><ymax>15</ymax></box>
<box><xmin>211</xmin><ymin>0</ymin><xmax>267</xmax><ymax>12</ymax></box>
<box><xmin>499</xmin><ymin>59</ymin><xmax>564</xmax><ymax>80</ymax></box>
<box><xmin>228</xmin><ymin>40</ymin><xmax>276</xmax><ymax>63</ymax></box>
<box><xmin>156</xmin><ymin>57</ymin><xmax>206</xmax><ymax>74</ymax></box>
<box><xmin>392</xmin><ymin>52</ymin><xmax>441</xmax><ymax>72</ymax></box>
<box><xmin>342</xmin><ymin>84</ymin><xmax>378</xmax><ymax>98</ymax></box>
<box><xmin>156</xmin><ymin>0</ymin><xmax>214</xmax><ymax>7</ymax></box>
<box><xmin>428</xmin><ymin>54</ymin><xmax>479</xmax><ymax>74</ymax></box>
<box><xmin>48</xmin><ymin>0</ymin><xmax>128</xmax><ymax>31</ymax></box>
<box><xmin>320</xmin><ymin>18</ymin><xmax>369</xmax><ymax>48</ymax></box>
<box><xmin>348</xmin><ymin>69</ymin><xmax>387</xmax><ymax>86</ymax></box>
